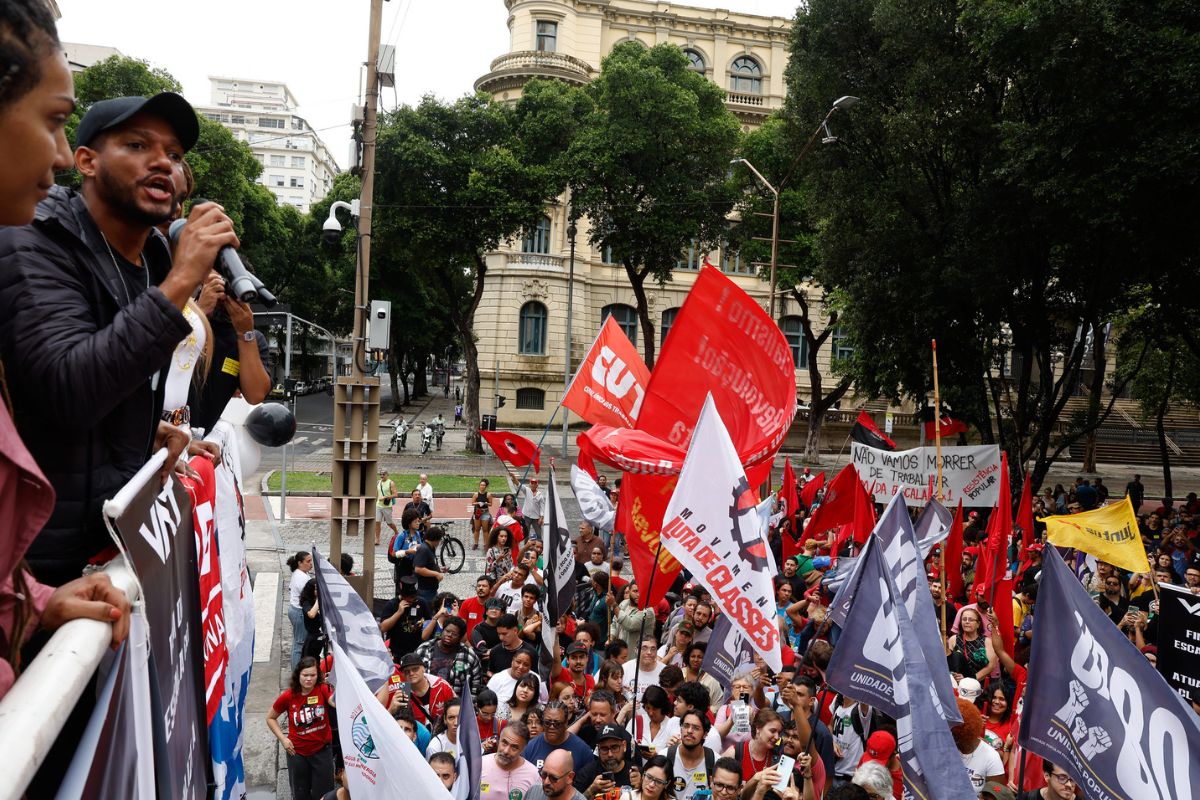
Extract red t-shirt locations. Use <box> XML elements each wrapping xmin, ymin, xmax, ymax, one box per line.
<box><xmin>272</xmin><ymin>684</ymin><xmax>334</xmax><ymax>756</ymax></box>
<box><xmin>460</xmin><ymin>596</ymin><xmax>486</xmax><ymax>639</ymax></box>
<box><xmin>555</xmin><ymin>666</ymin><xmax>595</xmax><ymax>699</ymax></box>
<box><xmin>409</xmin><ymin>674</ymin><xmax>455</xmax><ymax>726</ymax></box>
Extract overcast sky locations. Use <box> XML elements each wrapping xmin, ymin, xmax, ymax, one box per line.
<box><xmin>56</xmin><ymin>0</ymin><xmax>799</xmax><ymax>170</ymax></box>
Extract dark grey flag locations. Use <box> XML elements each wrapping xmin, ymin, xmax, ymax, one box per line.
<box><xmin>826</xmin><ymin>535</ymin><xmax>976</xmax><ymax>800</ymax></box>
<box><xmin>1020</xmin><ymin>547</ymin><xmax>1200</xmax><ymax>799</ymax></box>
<box><xmin>313</xmin><ymin>547</ymin><xmax>392</xmax><ymax>692</ymax></box>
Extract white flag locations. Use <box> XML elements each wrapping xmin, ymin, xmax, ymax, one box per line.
<box><xmin>331</xmin><ymin>640</ymin><xmax>454</xmax><ymax>799</ymax></box>
<box><xmin>661</xmin><ymin>394</ymin><xmax>782</xmax><ymax>671</ymax></box>
<box><xmin>571</xmin><ymin>464</ymin><xmax>615</xmax><ymax>532</ymax></box>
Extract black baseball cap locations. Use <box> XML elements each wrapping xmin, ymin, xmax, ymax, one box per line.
<box><xmin>75</xmin><ymin>92</ymin><xmax>200</xmax><ymax>152</ymax></box>
<box><xmin>398</xmin><ymin>653</ymin><xmax>423</xmax><ymax>669</ymax></box>
<box><xmin>596</xmin><ymin>723</ymin><xmax>630</xmax><ymax>744</ymax></box>
<box><xmin>565</xmin><ymin>642</ymin><xmax>589</xmax><ymax>657</ymax></box>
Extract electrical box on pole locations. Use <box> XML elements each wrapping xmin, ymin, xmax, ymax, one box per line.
<box><xmin>367</xmin><ymin>300</ymin><xmax>391</xmax><ymax>352</ymax></box>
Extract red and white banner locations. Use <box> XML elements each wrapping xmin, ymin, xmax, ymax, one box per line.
<box><xmin>480</xmin><ymin>429</ymin><xmax>541</xmax><ymax>472</ymax></box>
<box><xmin>660</xmin><ymin>395</ymin><xmax>782</xmax><ymax>671</ymax></box>
<box><xmin>562</xmin><ymin>315</ymin><xmax>651</xmax><ymax>428</ymax></box>
<box><xmin>181</xmin><ymin>456</ymin><xmax>228</xmax><ymax>727</ymax></box>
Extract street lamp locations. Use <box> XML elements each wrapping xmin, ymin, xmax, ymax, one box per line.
<box><xmin>731</xmin><ymin>96</ymin><xmax>859</xmax><ymax>322</ymax></box>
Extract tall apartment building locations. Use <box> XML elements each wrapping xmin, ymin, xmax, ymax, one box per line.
<box><xmin>195</xmin><ymin>77</ymin><xmax>339</xmax><ymax>213</ymax></box>
<box><xmin>472</xmin><ymin>0</ymin><xmax>846</xmax><ymax>426</ymax></box>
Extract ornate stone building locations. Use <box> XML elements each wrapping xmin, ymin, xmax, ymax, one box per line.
<box><xmin>473</xmin><ymin>0</ymin><xmax>845</xmax><ymax>426</ymax></box>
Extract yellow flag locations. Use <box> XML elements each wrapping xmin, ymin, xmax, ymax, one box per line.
<box><xmin>1039</xmin><ymin>496</ymin><xmax>1150</xmax><ymax>574</ymax></box>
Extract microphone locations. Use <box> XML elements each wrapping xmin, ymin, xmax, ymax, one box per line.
<box><xmin>168</xmin><ymin>200</ymin><xmax>277</xmax><ymax>306</ymax></box>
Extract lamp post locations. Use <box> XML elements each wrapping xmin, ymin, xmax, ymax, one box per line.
<box><xmin>562</xmin><ymin>216</ymin><xmax>577</xmax><ymax>458</ymax></box>
<box><xmin>730</xmin><ymin>95</ymin><xmax>859</xmax><ymax>322</ymax></box>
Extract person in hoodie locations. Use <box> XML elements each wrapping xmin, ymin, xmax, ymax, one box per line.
<box><xmin>0</xmin><ymin>75</ymin><xmax>239</xmax><ymax>586</ymax></box>
<box><xmin>0</xmin><ymin>0</ymin><xmax>132</xmax><ymax>700</ymax></box>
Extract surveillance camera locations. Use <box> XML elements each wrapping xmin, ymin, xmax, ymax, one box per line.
<box><xmin>322</xmin><ymin>215</ymin><xmax>342</xmax><ymax>245</ymax></box>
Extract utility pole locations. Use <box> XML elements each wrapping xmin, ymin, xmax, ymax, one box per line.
<box><xmin>562</xmin><ymin>215</ymin><xmax>577</xmax><ymax>457</ymax></box>
<box><xmin>330</xmin><ymin>0</ymin><xmax>384</xmax><ymax>609</ymax></box>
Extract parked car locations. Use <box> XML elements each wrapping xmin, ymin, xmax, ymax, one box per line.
<box><xmin>269</xmin><ymin>383</ymin><xmax>285</xmax><ymax>398</ymax></box>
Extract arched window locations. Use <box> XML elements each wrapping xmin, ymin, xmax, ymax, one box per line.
<box><xmin>684</xmin><ymin>48</ymin><xmax>706</xmax><ymax>74</ymax></box>
<box><xmin>522</xmin><ymin>215</ymin><xmax>551</xmax><ymax>254</ymax></box>
<box><xmin>730</xmin><ymin>56</ymin><xmax>763</xmax><ymax>94</ymax></box>
<box><xmin>519</xmin><ymin>301</ymin><xmax>548</xmax><ymax>355</ymax></box>
<box><xmin>780</xmin><ymin>316</ymin><xmax>809</xmax><ymax>368</ymax></box>
<box><xmin>601</xmin><ymin>303</ymin><xmax>638</xmax><ymax>344</ymax></box>
<box><xmin>661</xmin><ymin>307</ymin><xmax>680</xmax><ymax>348</ymax></box>
<box><xmin>516</xmin><ymin>387</ymin><xmax>545</xmax><ymax>410</ymax></box>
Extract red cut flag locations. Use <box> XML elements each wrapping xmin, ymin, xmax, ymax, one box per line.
<box><xmin>562</xmin><ymin>315</ymin><xmax>651</xmax><ymax>429</ymax></box>
<box><xmin>480</xmin><ymin>429</ymin><xmax>541</xmax><ymax>472</ymax></box>
<box><xmin>799</xmin><ymin>470</ymin><xmax>825</xmax><ymax>509</ymax></box>
<box><xmin>780</xmin><ymin>459</ymin><xmax>802</xmax><ymax>561</ymax></box>
<box><xmin>944</xmin><ymin>500</ymin><xmax>965</xmax><ymax>601</ymax></box>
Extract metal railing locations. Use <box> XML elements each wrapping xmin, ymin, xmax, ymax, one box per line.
<box><xmin>0</xmin><ymin>556</ymin><xmax>140</xmax><ymax>798</ymax></box>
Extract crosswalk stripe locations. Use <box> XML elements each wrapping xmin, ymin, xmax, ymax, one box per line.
<box><xmin>252</xmin><ymin>571</ymin><xmax>280</xmax><ymax>663</ymax></box>
<box><xmin>290</xmin><ymin>436</ymin><xmax>309</xmax><ymax>447</ymax></box>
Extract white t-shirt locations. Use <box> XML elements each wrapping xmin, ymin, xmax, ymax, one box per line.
<box><xmin>671</xmin><ymin>748</ymin><xmax>711</xmax><ymax>800</ymax></box>
<box><xmin>427</xmin><ymin>732</ymin><xmax>457</xmax><ymax>761</ymax></box>
<box><xmin>494</xmin><ymin>580</ymin><xmax>529</xmax><ymax>612</ymax></box>
<box><xmin>622</xmin><ymin>660</ymin><xmax>664</xmax><ymax>702</ymax></box>
<box><xmin>657</xmin><ymin>644</ymin><xmax>684</xmax><ymax>667</ymax></box>
<box><xmin>488</xmin><ymin>669</ymin><xmax>549</xmax><ymax>719</ymax></box>
<box><xmin>628</xmin><ymin>711</ymin><xmax>680</xmax><ymax>751</ymax></box>
<box><xmin>418</xmin><ymin>481</ymin><xmax>434</xmax><ymax>511</ymax></box>
<box><xmin>289</xmin><ymin>569</ymin><xmax>309</xmax><ymax>609</ymax></box>
<box><xmin>961</xmin><ymin>741</ymin><xmax>1004</xmax><ymax>793</ymax></box>
<box><xmin>831</xmin><ymin>704</ymin><xmax>867</xmax><ymax>777</ymax></box>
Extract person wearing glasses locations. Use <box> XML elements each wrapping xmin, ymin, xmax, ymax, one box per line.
<box><xmin>526</xmin><ymin>749</ymin><xmax>587</xmax><ymax>800</ymax></box>
<box><xmin>709</xmin><ymin>757</ymin><xmax>745</xmax><ymax>800</ymax></box>
<box><xmin>573</xmin><ymin>723</ymin><xmax>634</xmax><ymax>797</ymax></box>
<box><xmin>1020</xmin><ymin>762</ymin><xmax>1076</xmax><ymax>800</ymax></box>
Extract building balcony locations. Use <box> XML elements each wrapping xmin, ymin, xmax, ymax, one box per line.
<box><xmin>504</xmin><ymin>252</ymin><xmax>565</xmax><ymax>270</ymax></box>
<box><xmin>725</xmin><ymin>91</ymin><xmax>779</xmax><ymax>127</ymax></box>
<box><xmin>475</xmin><ymin>50</ymin><xmax>593</xmax><ymax>95</ymax></box>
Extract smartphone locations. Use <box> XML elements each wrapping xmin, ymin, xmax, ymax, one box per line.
<box><xmin>601</xmin><ymin>771</ymin><xmax>615</xmax><ymax>783</ymax></box>
<box><xmin>740</xmin><ymin>692</ymin><xmax>750</xmax><ymax>703</ymax></box>
<box><xmin>775</xmin><ymin>756</ymin><xmax>796</xmax><ymax>790</ymax></box>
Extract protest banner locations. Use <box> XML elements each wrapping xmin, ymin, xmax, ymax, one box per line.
<box><xmin>851</xmin><ymin>442</ymin><xmax>1002</xmax><ymax>508</ymax></box>
<box><xmin>104</xmin><ymin>453</ymin><xmax>209</xmax><ymax>799</ymax></box>
<box><xmin>1156</xmin><ymin>582</ymin><xmax>1200</xmax><ymax>704</ymax></box>
<box><xmin>1020</xmin><ymin>547</ymin><xmax>1200</xmax><ymax>799</ymax></box>
<box><xmin>1040</xmin><ymin>496</ymin><xmax>1150</xmax><ymax>574</ymax></box>
<box><xmin>826</xmin><ymin>536</ymin><xmax>976</xmax><ymax>799</ymax></box>
<box><xmin>562</xmin><ymin>315</ymin><xmax>651</xmax><ymax>429</ymax></box>
<box><xmin>661</xmin><ymin>395</ymin><xmax>782</xmax><ymax>671</ymax></box>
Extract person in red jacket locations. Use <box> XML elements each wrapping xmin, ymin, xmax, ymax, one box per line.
<box><xmin>266</xmin><ymin>656</ymin><xmax>335</xmax><ymax>800</ymax></box>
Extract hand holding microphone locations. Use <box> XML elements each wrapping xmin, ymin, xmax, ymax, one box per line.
<box><xmin>168</xmin><ymin>199</ymin><xmax>277</xmax><ymax>307</ymax></box>
<box><xmin>160</xmin><ymin>201</ymin><xmax>238</xmax><ymax>309</ymax></box>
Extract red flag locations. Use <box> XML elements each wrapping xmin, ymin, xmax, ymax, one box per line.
<box><xmin>480</xmin><ymin>429</ymin><xmax>541</xmax><ymax>472</ymax></box>
<box><xmin>921</xmin><ymin>408</ymin><xmax>969</xmax><ymax>439</ymax></box>
<box><xmin>562</xmin><ymin>315</ymin><xmax>651</xmax><ymax>429</ymax></box>
<box><xmin>1016</xmin><ymin>474</ymin><xmax>1034</xmax><ymax>571</ymax></box>
<box><xmin>780</xmin><ymin>458</ymin><xmax>799</xmax><ymax>547</ymax></box>
<box><xmin>799</xmin><ymin>470</ymin><xmax>825</xmax><ymax>509</ymax></box>
<box><xmin>803</xmin><ymin>464</ymin><xmax>859</xmax><ymax>539</ymax></box>
<box><xmin>976</xmin><ymin>453</ymin><xmax>1014</xmax><ymax>654</ymax></box>
<box><xmin>179</xmin><ymin>456</ymin><xmax>227</xmax><ymax>726</ymax></box>
<box><xmin>945</xmin><ymin>500</ymin><xmax>965</xmax><ymax>601</ymax></box>
<box><xmin>619</xmin><ymin>473</ymin><xmax>683</xmax><ymax>610</ymax></box>
<box><xmin>851</xmin><ymin>476</ymin><xmax>876</xmax><ymax>545</ymax></box>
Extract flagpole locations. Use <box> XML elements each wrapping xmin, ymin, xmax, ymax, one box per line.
<box><xmin>932</xmin><ymin>339</ymin><xmax>948</xmax><ymax>649</ymax></box>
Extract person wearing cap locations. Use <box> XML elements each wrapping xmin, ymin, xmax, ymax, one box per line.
<box><xmin>558</xmin><ymin>641</ymin><xmax>598</xmax><ymax>699</ymax></box>
<box><xmin>0</xmin><ymin>87</ymin><xmax>239</xmax><ymax>586</ymax></box>
<box><xmin>509</xmin><ymin>469</ymin><xmax>547</xmax><ymax>540</ymax></box>
<box><xmin>572</xmin><ymin>722</ymin><xmax>633</xmax><ymax>796</ymax></box>
<box><xmin>380</xmin><ymin>575</ymin><xmax>433</xmax><ymax>666</ymax></box>
<box><xmin>396</xmin><ymin>651</ymin><xmax>455</xmax><ymax>727</ymax></box>
<box><xmin>375</xmin><ymin>467</ymin><xmax>400</xmax><ymax>545</ymax></box>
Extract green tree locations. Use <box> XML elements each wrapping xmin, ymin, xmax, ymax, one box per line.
<box><xmin>372</xmin><ymin>82</ymin><xmax>580</xmax><ymax>450</ymax></box>
<box><xmin>567</xmin><ymin>42</ymin><xmax>741</xmax><ymax>367</ymax></box>
<box><xmin>783</xmin><ymin>0</ymin><xmax>1198</xmax><ymax>492</ymax></box>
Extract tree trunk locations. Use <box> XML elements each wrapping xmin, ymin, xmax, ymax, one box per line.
<box><xmin>457</xmin><ymin>257</ymin><xmax>489</xmax><ymax>454</ymax></box>
<box><xmin>791</xmin><ymin>288</ymin><xmax>850</xmax><ymax>463</ymax></box>
<box><xmin>387</xmin><ymin>348</ymin><xmax>402</xmax><ymax>412</ymax></box>
<box><xmin>1156</xmin><ymin>353</ymin><xmax>1176</xmax><ymax>510</ymax></box>
<box><xmin>414</xmin><ymin>358</ymin><xmax>428</xmax><ymax>398</ymax></box>
<box><xmin>625</xmin><ymin>262</ymin><xmax>656</xmax><ymax>368</ymax></box>
<box><xmin>1081</xmin><ymin>321</ymin><xmax>1106</xmax><ymax>473</ymax></box>
<box><xmin>803</xmin><ymin>417</ymin><xmax>824</xmax><ymax>463</ymax></box>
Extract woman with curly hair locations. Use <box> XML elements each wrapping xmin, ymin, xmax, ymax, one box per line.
<box><xmin>951</xmin><ymin>697</ymin><xmax>1005</xmax><ymax>793</ymax></box>
<box><xmin>485</xmin><ymin>525</ymin><xmax>515</xmax><ymax>583</ymax></box>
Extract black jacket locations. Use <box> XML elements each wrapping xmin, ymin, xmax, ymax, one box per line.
<box><xmin>0</xmin><ymin>186</ymin><xmax>190</xmax><ymax>585</ymax></box>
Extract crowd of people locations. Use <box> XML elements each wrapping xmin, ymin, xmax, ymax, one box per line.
<box><xmin>270</xmin><ymin>461</ymin><xmax>1200</xmax><ymax>800</ymax></box>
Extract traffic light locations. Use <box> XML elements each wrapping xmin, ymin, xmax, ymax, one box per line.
<box><xmin>496</xmin><ymin>394</ymin><xmax>507</xmax><ymax>408</ymax></box>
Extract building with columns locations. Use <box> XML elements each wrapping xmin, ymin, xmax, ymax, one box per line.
<box><xmin>472</xmin><ymin>0</ymin><xmax>848</xmax><ymax>428</ymax></box>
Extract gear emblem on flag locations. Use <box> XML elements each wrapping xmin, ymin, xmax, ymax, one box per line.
<box><xmin>729</xmin><ymin>477</ymin><xmax>769</xmax><ymax>573</ymax></box>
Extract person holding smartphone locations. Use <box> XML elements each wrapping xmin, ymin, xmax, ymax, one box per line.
<box><xmin>573</xmin><ymin>723</ymin><xmax>634</xmax><ymax>797</ymax></box>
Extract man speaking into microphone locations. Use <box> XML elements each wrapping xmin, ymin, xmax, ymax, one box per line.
<box><xmin>0</xmin><ymin>91</ymin><xmax>241</xmax><ymax>586</ymax></box>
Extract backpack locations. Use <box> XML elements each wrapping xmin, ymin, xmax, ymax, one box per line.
<box><xmin>387</xmin><ymin>530</ymin><xmax>405</xmax><ymax>564</ymax></box>
<box><xmin>666</xmin><ymin>744</ymin><xmax>715</xmax><ymax>790</ymax></box>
